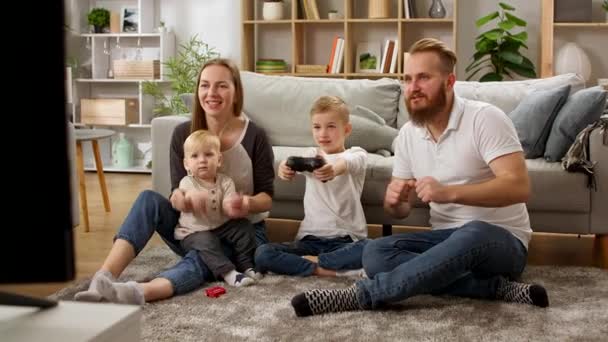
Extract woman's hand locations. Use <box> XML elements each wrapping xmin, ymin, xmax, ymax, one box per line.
<box><xmin>223</xmin><ymin>193</ymin><xmax>250</xmax><ymax>218</ymax></box>
<box><xmin>185</xmin><ymin>190</ymin><xmax>208</xmax><ymax>217</ymax></box>
<box><xmin>278</xmin><ymin>160</ymin><xmax>296</xmax><ymax>181</ymax></box>
<box><xmin>170</xmin><ymin>189</ymin><xmax>191</xmax><ymax>212</ymax></box>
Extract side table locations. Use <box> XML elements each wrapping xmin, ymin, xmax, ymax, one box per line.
<box><xmin>75</xmin><ymin>128</ymin><xmax>115</xmax><ymax>232</ymax></box>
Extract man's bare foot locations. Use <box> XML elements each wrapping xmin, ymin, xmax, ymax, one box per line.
<box><xmin>302</xmin><ymin>255</ymin><xmax>319</xmax><ymax>263</ymax></box>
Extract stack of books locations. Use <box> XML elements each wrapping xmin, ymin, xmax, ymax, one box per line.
<box><xmin>256</xmin><ymin>59</ymin><xmax>288</xmax><ymax>73</ymax></box>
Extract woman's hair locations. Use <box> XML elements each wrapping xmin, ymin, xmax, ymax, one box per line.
<box><xmin>191</xmin><ymin>58</ymin><xmax>244</xmax><ymax>132</ymax></box>
<box><xmin>183</xmin><ymin>130</ymin><xmax>221</xmax><ymax>155</ymax></box>
<box><xmin>309</xmin><ymin>95</ymin><xmax>350</xmax><ymax>123</ymax></box>
<box><xmin>408</xmin><ymin>38</ymin><xmax>457</xmax><ymax>74</ymax></box>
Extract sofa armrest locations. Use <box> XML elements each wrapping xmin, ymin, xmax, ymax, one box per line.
<box><xmin>590</xmin><ymin>125</ymin><xmax>608</xmax><ymax>234</ymax></box>
<box><xmin>151</xmin><ymin>115</ymin><xmax>190</xmax><ymax>197</ymax></box>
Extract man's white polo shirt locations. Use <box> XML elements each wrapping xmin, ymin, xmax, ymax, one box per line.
<box><xmin>393</xmin><ymin>95</ymin><xmax>532</xmax><ymax>249</ymax></box>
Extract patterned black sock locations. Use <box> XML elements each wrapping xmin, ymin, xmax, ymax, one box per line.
<box><xmin>497</xmin><ymin>277</ymin><xmax>549</xmax><ymax>308</ymax></box>
<box><xmin>291</xmin><ymin>284</ymin><xmax>362</xmax><ymax>317</ymax></box>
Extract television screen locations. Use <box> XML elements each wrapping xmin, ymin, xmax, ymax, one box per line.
<box><xmin>0</xmin><ymin>2</ymin><xmax>75</xmax><ymax>285</ymax></box>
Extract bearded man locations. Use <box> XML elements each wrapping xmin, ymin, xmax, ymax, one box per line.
<box><xmin>291</xmin><ymin>38</ymin><xmax>549</xmax><ymax>317</ymax></box>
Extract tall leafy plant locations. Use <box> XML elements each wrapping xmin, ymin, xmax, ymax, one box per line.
<box><xmin>466</xmin><ymin>2</ymin><xmax>536</xmax><ymax>82</ymax></box>
<box><xmin>143</xmin><ymin>35</ymin><xmax>219</xmax><ymax>116</ymax></box>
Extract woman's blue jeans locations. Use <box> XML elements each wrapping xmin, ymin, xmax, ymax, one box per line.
<box><xmin>114</xmin><ymin>190</ymin><xmax>269</xmax><ymax>295</ymax></box>
<box><xmin>355</xmin><ymin>220</ymin><xmax>528</xmax><ymax>309</ymax></box>
<box><xmin>255</xmin><ymin>235</ymin><xmax>369</xmax><ymax>276</ymax></box>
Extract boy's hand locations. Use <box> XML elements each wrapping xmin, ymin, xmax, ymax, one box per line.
<box><xmin>415</xmin><ymin>176</ymin><xmax>453</xmax><ymax>204</ymax></box>
<box><xmin>385</xmin><ymin>179</ymin><xmax>416</xmax><ymax>207</ymax></box>
<box><xmin>278</xmin><ymin>160</ymin><xmax>296</xmax><ymax>181</ymax></box>
<box><xmin>170</xmin><ymin>189</ymin><xmax>191</xmax><ymax>212</ymax></box>
<box><xmin>313</xmin><ymin>163</ymin><xmax>336</xmax><ymax>182</ymax></box>
<box><xmin>223</xmin><ymin>193</ymin><xmax>250</xmax><ymax>218</ymax></box>
<box><xmin>185</xmin><ymin>190</ymin><xmax>208</xmax><ymax>217</ymax></box>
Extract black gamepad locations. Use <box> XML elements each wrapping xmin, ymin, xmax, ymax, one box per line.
<box><xmin>286</xmin><ymin>156</ymin><xmax>326</xmax><ymax>172</ymax></box>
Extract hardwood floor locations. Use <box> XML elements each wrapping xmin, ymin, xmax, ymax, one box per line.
<box><xmin>0</xmin><ymin>173</ymin><xmax>598</xmax><ymax>297</ymax></box>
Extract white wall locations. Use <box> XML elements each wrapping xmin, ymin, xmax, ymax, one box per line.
<box><xmin>159</xmin><ymin>0</ymin><xmax>242</xmax><ymax>63</ymax></box>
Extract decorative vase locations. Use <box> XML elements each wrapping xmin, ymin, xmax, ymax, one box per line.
<box><xmin>428</xmin><ymin>0</ymin><xmax>446</xmax><ymax>18</ymax></box>
<box><xmin>262</xmin><ymin>2</ymin><xmax>283</xmax><ymax>20</ymax></box>
<box><xmin>112</xmin><ymin>133</ymin><xmax>134</xmax><ymax>168</ymax></box>
<box><xmin>555</xmin><ymin>42</ymin><xmax>591</xmax><ymax>82</ymax></box>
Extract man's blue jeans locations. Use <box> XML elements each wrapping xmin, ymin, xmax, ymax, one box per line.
<box><xmin>355</xmin><ymin>221</ymin><xmax>527</xmax><ymax>309</ymax></box>
<box><xmin>114</xmin><ymin>190</ymin><xmax>269</xmax><ymax>295</ymax></box>
<box><xmin>255</xmin><ymin>235</ymin><xmax>369</xmax><ymax>276</ymax></box>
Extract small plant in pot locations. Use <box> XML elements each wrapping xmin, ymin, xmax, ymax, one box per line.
<box><xmin>87</xmin><ymin>8</ymin><xmax>110</xmax><ymax>33</ymax></box>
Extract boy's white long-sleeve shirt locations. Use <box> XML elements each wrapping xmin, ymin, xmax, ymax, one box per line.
<box><xmin>296</xmin><ymin>146</ymin><xmax>368</xmax><ymax>241</ymax></box>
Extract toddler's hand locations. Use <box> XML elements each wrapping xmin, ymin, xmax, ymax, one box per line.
<box><xmin>170</xmin><ymin>189</ymin><xmax>191</xmax><ymax>212</ymax></box>
<box><xmin>223</xmin><ymin>192</ymin><xmax>250</xmax><ymax>218</ymax></box>
<box><xmin>186</xmin><ymin>190</ymin><xmax>208</xmax><ymax>217</ymax></box>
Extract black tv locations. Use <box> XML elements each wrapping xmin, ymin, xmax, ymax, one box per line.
<box><xmin>0</xmin><ymin>1</ymin><xmax>75</xmax><ymax>307</ymax></box>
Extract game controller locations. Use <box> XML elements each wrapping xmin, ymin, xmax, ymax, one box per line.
<box><xmin>286</xmin><ymin>156</ymin><xmax>326</xmax><ymax>172</ymax></box>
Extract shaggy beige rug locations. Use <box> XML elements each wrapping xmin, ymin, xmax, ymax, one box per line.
<box><xmin>52</xmin><ymin>246</ymin><xmax>608</xmax><ymax>341</ymax></box>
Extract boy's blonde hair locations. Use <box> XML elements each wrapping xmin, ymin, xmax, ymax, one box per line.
<box><xmin>183</xmin><ymin>130</ymin><xmax>220</xmax><ymax>154</ymax></box>
<box><xmin>309</xmin><ymin>96</ymin><xmax>350</xmax><ymax>123</ymax></box>
<box><xmin>408</xmin><ymin>38</ymin><xmax>457</xmax><ymax>74</ymax></box>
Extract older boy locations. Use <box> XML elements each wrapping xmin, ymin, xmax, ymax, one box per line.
<box><xmin>255</xmin><ymin>96</ymin><xmax>368</xmax><ymax>277</ymax></box>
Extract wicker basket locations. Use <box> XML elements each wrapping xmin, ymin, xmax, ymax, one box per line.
<box><xmin>368</xmin><ymin>0</ymin><xmax>390</xmax><ymax>19</ymax></box>
<box><xmin>113</xmin><ymin>60</ymin><xmax>160</xmax><ymax>80</ymax></box>
<box><xmin>295</xmin><ymin>64</ymin><xmax>327</xmax><ymax>74</ymax></box>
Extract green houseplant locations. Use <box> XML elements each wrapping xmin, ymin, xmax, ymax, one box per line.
<box><xmin>603</xmin><ymin>0</ymin><xmax>608</xmax><ymax>22</ymax></box>
<box><xmin>466</xmin><ymin>2</ymin><xmax>536</xmax><ymax>82</ymax></box>
<box><xmin>87</xmin><ymin>8</ymin><xmax>110</xmax><ymax>33</ymax></box>
<box><xmin>143</xmin><ymin>35</ymin><xmax>219</xmax><ymax>116</ymax></box>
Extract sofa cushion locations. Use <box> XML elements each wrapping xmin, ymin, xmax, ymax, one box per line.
<box><xmin>348</xmin><ymin>105</ymin><xmax>399</xmax><ymax>153</ymax></box>
<box><xmin>241</xmin><ymin>72</ymin><xmax>402</xmax><ymax>148</ymax></box>
<box><xmin>544</xmin><ymin>86</ymin><xmax>608</xmax><ymax>162</ymax></box>
<box><xmin>507</xmin><ymin>85</ymin><xmax>570</xmax><ymax>159</ymax></box>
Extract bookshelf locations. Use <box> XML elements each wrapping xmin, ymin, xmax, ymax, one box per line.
<box><xmin>242</xmin><ymin>0</ymin><xmax>458</xmax><ymax>79</ymax></box>
<box><xmin>540</xmin><ymin>0</ymin><xmax>608</xmax><ymax>81</ymax></box>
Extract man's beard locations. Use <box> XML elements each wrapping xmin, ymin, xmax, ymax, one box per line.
<box><xmin>406</xmin><ymin>84</ymin><xmax>448</xmax><ymax>127</ymax></box>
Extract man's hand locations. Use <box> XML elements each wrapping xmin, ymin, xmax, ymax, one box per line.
<box><xmin>415</xmin><ymin>176</ymin><xmax>453</xmax><ymax>204</ymax></box>
<box><xmin>170</xmin><ymin>189</ymin><xmax>191</xmax><ymax>212</ymax></box>
<box><xmin>385</xmin><ymin>178</ymin><xmax>416</xmax><ymax>207</ymax></box>
<box><xmin>223</xmin><ymin>192</ymin><xmax>250</xmax><ymax>218</ymax></box>
<box><xmin>278</xmin><ymin>160</ymin><xmax>296</xmax><ymax>181</ymax></box>
<box><xmin>313</xmin><ymin>163</ymin><xmax>336</xmax><ymax>182</ymax></box>
<box><xmin>185</xmin><ymin>190</ymin><xmax>208</xmax><ymax>217</ymax></box>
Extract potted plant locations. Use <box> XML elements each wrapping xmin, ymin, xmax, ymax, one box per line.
<box><xmin>142</xmin><ymin>35</ymin><xmax>219</xmax><ymax>116</ymax></box>
<box><xmin>603</xmin><ymin>0</ymin><xmax>608</xmax><ymax>22</ymax></box>
<box><xmin>262</xmin><ymin>0</ymin><xmax>283</xmax><ymax>20</ymax></box>
<box><xmin>466</xmin><ymin>2</ymin><xmax>536</xmax><ymax>82</ymax></box>
<box><xmin>87</xmin><ymin>8</ymin><xmax>110</xmax><ymax>33</ymax></box>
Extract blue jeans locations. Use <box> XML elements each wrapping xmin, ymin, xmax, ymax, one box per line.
<box><xmin>355</xmin><ymin>220</ymin><xmax>527</xmax><ymax>309</ymax></box>
<box><xmin>255</xmin><ymin>235</ymin><xmax>369</xmax><ymax>276</ymax></box>
<box><xmin>114</xmin><ymin>190</ymin><xmax>269</xmax><ymax>295</ymax></box>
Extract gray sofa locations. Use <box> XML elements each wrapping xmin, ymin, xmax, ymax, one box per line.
<box><xmin>152</xmin><ymin>72</ymin><xmax>607</xmax><ymax>263</ymax></box>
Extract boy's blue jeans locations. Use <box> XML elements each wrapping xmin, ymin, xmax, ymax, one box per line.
<box><xmin>355</xmin><ymin>220</ymin><xmax>528</xmax><ymax>309</ymax></box>
<box><xmin>255</xmin><ymin>235</ymin><xmax>369</xmax><ymax>276</ymax></box>
<box><xmin>114</xmin><ymin>190</ymin><xmax>269</xmax><ymax>295</ymax></box>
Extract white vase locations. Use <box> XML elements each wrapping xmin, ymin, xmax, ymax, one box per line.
<box><xmin>555</xmin><ymin>42</ymin><xmax>591</xmax><ymax>82</ymax></box>
<box><xmin>262</xmin><ymin>2</ymin><xmax>283</xmax><ymax>20</ymax></box>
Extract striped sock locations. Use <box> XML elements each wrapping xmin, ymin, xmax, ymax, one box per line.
<box><xmin>496</xmin><ymin>277</ymin><xmax>549</xmax><ymax>307</ymax></box>
<box><xmin>291</xmin><ymin>284</ymin><xmax>362</xmax><ymax>317</ymax></box>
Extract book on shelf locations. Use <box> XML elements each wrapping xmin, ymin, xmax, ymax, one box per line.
<box><xmin>403</xmin><ymin>0</ymin><xmax>417</xmax><ymax>18</ymax></box>
<box><xmin>389</xmin><ymin>41</ymin><xmax>398</xmax><ymax>73</ymax></box>
<box><xmin>305</xmin><ymin>0</ymin><xmax>320</xmax><ymax>20</ymax></box>
<box><xmin>403</xmin><ymin>52</ymin><xmax>411</xmax><ymax>72</ymax></box>
<box><xmin>327</xmin><ymin>36</ymin><xmax>339</xmax><ymax>73</ymax></box>
<box><xmin>355</xmin><ymin>42</ymin><xmax>382</xmax><ymax>73</ymax></box>
<box><xmin>332</xmin><ymin>38</ymin><xmax>344</xmax><ymax>73</ymax></box>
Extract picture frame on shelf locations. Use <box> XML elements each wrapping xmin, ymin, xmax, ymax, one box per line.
<box><xmin>120</xmin><ymin>6</ymin><xmax>139</xmax><ymax>33</ymax></box>
<box><xmin>355</xmin><ymin>42</ymin><xmax>381</xmax><ymax>73</ymax></box>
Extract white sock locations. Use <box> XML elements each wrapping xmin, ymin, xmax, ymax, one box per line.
<box><xmin>244</xmin><ymin>268</ymin><xmax>264</xmax><ymax>281</ymax></box>
<box><xmin>96</xmin><ymin>275</ymin><xmax>145</xmax><ymax>305</ymax></box>
<box><xmin>336</xmin><ymin>268</ymin><xmax>368</xmax><ymax>278</ymax></box>
<box><xmin>223</xmin><ymin>270</ymin><xmax>255</xmax><ymax>287</ymax></box>
<box><xmin>74</xmin><ymin>270</ymin><xmax>116</xmax><ymax>302</ymax></box>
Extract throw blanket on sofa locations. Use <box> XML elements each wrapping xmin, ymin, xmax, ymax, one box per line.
<box><xmin>562</xmin><ymin>117</ymin><xmax>608</xmax><ymax>190</ymax></box>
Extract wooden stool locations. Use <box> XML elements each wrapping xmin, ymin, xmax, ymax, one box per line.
<box><xmin>75</xmin><ymin>128</ymin><xmax>115</xmax><ymax>232</ymax></box>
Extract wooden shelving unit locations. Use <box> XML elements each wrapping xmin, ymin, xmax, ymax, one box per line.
<box><xmin>540</xmin><ymin>0</ymin><xmax>608</xmax><ymax>79</ymax></box>
<box><xmin>242</xmin><ymin>0</ymin><xmax>458</xmax><ymax>79</ymax></box>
